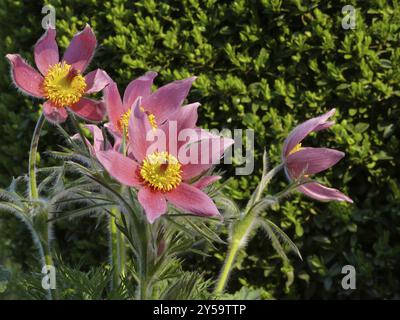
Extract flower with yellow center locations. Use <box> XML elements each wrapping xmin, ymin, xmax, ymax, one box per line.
<box><xmin>117</xmin><ymin>107</ymin><xmax>158</xmax><ymax>137</ymax></box>
<box><xmin>140</xmin><ymin>151</ymin><xmax>182</xmax><ymax>192</ymax></box>
<box><xmin>43</xmin><ymin>62</ymin><xmax>86</xmax><ymax>108</ymax></box>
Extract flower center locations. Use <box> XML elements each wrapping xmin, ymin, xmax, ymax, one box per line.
<box><xmin>288</xmin><ymin>143</ymin><xmax>303</xmax><ymax>155</ymax></box>
<box><xmin>140</xmin><ymin>107</ymin><xmax>158</xmax><ymax>129</ymax></box>
<box><xmin>43</xmin><ymin>62</ymin><xmax>86</xmax><ymax>108</ymax></box>
<box><xmin>117</xmin><ymin>107</ymin><xmax>157</xmax><ymax>137</ymax></box>
<box><xmin>140</xmin><ymin>151</ymin><xmax>182</xmax><ymax>192</ymax></box>
<box><xmin>117</xmin><ymin>109</ymin><xmax>132</xmax><ymax>135</ymax></box>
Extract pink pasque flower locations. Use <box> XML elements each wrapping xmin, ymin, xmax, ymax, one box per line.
<box><xmin>282</xmin><ymin>108</ymin><xmax>353</xmax><ymax>203</ymax></box>
<box><xmin>6</xmin><ymin>25</ymin><xmax>110</xmax><ymax>124</ymax></box>
<box><xmin>104</xmin><ymin>73</ymin><xmax>197</xmax><ymax>139</ymax></box>
<box><xmin>97</xmin><ymin>98</ymin><xmax>234</xmax><ymax>223</ymax></box>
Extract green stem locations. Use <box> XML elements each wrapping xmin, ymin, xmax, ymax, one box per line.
<box><xmin>135</xmin><ymin>215</ymin><xmax>149</xmax><ymax>300</ymax></box>
<box><xmin>214</xmin><ymin>240</ymin><xmax>240</xmax><ymax>294</ymax></box>
<box><xmin>29</xmin><ymin>113</ymin><xmax>45</xmax><ymax>200</ymax></box>
<box><xmin>28</xmin><ymin>113</ymin><xmax>56</xmax><ymax>299</ymax></box>
<box><xmin>109</xmin><ymin>212</ymin><xmax>119</xmax><ymax>288</ymax></box>
<box><xmin>15</xmin><ymin>212</ymin><xmax>54</xmax><ymax>300</ymax></box>
<box><xmin>214</xmin><ymin>212</ymin><xmax>256</xmax><ymax>294</ymax></box>
<box><xmin>214</xmin><ymin>164</ymin><xmax>283</xmax><ymax>294</ymax></box>
<box><xmin>109</xmin><ymin>208</ymin><xmax>127</xmax><ymax>288</ymax></box>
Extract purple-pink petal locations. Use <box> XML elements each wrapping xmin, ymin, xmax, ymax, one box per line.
<box><xmin>142</xmin><ymin>76</ymin><xmax>196</xmax><ymax>124</ymax></box>
<box><xmin>138</xmin><ymin>187</ymin><xmax>167</xmax><ymax>223</ymax></box>
<box><xmin>97</xmin><ymin>150</ymin><xmax>140</xmax><ymax>187</ymax></box>
<box><xmin>63</xmin><ymin>25</ymin><xmax>96</xmax><ymax>73</ymax></box>
<box><xmin>123</xmin><ymin>71</ymin><xmax>157</xmax><ymax>109</ymax></box>
<box><xmin>6</xmin><ymin>54</ymin><xmax>44</xmax><ymax>98</ymax></box>
<box><xmin>104</xmin><ymin>81</ymin><xmax>124</xmax><ymax>129</ymax></box>
<box><xmin>192</xmin><ymin>176</ymin><xmax>221</xmax><ymax>190</ymax></box>
<box><xmin>128</xmin><ymin>97</ymin><xmax>153</xmax><ymax>162</ymax></box>
<box><xmin>286</xmin><ymin>147</ymin><xmax>345</xmax><ymax>178</ymax></box>
<box><xmin>165</xmin><ymin>183</ymin><xmax>220</xmax><ymax>217</ymax></box>
<box><xmin>181</xmin><ymin>136</ymin><xmax>234</xmax><ymax>180</ymax></box>
<box><xmin>34</xmin><ymin>27</ymin><xmax>59</xmax><ymax>75</ymax></box>
<box><xmin>69</xmin><ymin>98</ymin><xmax>105</xmax><ymax>122</ymax></box>
<box><xmin>85</xmin><ymin>124</ymin><xmax>110</xmax><ymax>154</ymax></box>
<box><xmin>172</xmin><ymin>102</ymin><xmax>200</xmax><ymax>131</ymax></box>
<box><xmin>85</xmin><ymin>69</ymin><xmax>111</xmax><ymax>94</ymax></box>
<box><xmin>283</xmin><ymin>109</ymin><xmax>336</xmax><ymax>157</ymax></box>
<box><xmin>43</xmin><ymin>100</ymin><xmax>68</xmax><ymax>124</ymax></box>
<box><xmin>298</xmin><ymin>182</ymin><xmax>353</xmax><ymax>203</ymax></box>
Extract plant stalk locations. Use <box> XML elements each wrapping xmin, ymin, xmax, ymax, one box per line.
<box><xmin>29</xmin><ymin>113</ymin><xmax>45</xmax><ymax>200</ymax></box>
<box><xmin>110</xmin><ymin>208</ymin><xmax>126</xmax><ymax>288</ymax></box>
<box><xmin>214</xmin><ymin>164</ymin><xmax>283</xmax><ymax>294</ymax></box>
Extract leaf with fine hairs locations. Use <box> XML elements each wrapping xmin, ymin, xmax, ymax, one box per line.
<box><xmin>258</xmin><ymin>217</ymin><xmax>289</xmax><ymax>262</ymax></box>
<box><xmin>258</xmin><ymin>218</ymin><xmax>302</xmax><ymax>261</ymax></box>
<box><xmin>214</xmin><ymin>195</ymin><xmax>240</xmax><ymax>218</ymax></box>
<box><xmin>247</xmin><ymin>196</ymin><xmax>277</xmax><ymax>217</ymax></box>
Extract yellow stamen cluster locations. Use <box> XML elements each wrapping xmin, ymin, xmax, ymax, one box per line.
<box><xmin>117</xmin><ymin>109</ymin><xmax>132</xmax><ymax>134</ymax></box>
<box><xmin>140</xmin><ymin>151</ymin><xmax>182</xmax><ymax>192</ymax></box>
<box><xmin>140</xmin><ymin>106</ymin><xmax>158</xmax><ymax>129</ymax></box>
<box><xmin>118</xmin><ymin>107</ymin><xmax>157</xmax><ymax>137</ymax></box>
<box><xmin>289</xmin><ymin>143</ymin><xmax>303</xmax><ymax>155</ymax></box>
<box><xmin>43</xmin><ymin>62</ymin><xmax>86</xmax><ymax>107</ymax></box>
<box><xmin>147</xmin><ymin>113</ymin><xmax>157</xmax><ymax>129</ymax></box>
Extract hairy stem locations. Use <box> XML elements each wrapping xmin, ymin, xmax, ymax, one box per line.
<box><xmin>214</xmin><ymin>164</ymin><xmax>283</xmax><ymax>294</ymax></box>
<box><xmin>214</xmin><ymin>240</ymin><xmax>240</xmax><ymax>294</ymax></box>
<box><xmin>109</xmin><ymin>208</ymin><xmax>127</xmax><ymax>288</ymax></box>
<box><xmin>29</xmin><ymin>113</ymin><xmax>45</xmax><ymax>200</ymax></box>
<box><xmin>14</xmin><ymin>211</ymin><xmax>54</xmax><ymax>300</ymax></box>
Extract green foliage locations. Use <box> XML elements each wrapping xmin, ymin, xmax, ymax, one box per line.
<box><xmin>1</xmin><ymin>0</ymin><xmax>399</xmax><ymax>299</ymax></box>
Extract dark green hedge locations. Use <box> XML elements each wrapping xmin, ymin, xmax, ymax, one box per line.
<box><xmin>1</xmin><ymin>0</ymin><xmax>399</xmax><ymax>299</ymax></box>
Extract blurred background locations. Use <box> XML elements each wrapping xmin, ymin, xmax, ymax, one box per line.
<box><xmin>0</xmin><ymin>0</ymin><xmax>399</xmax><ymax>299</ymax></box>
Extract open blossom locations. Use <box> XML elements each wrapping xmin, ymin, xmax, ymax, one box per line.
<box><xmin>282</xmin><ymin>109</ymin><xmax>353</xmax><ymax>203</ymax></box>
<box><xmin>104</xmin><ymin>73</ymin><xmax>197</xmax><ymax>139</ymax></box>
<box><xmin>97</xmin><ymin>98</ymin><xmax>233</xmax><ymax>223</ymax></box>
<box><xmin>6</xmin><ymin>25</ymin><xmax>110</xmax><ymax>124</ymax></box>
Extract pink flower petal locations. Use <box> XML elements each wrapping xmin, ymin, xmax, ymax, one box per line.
<box><xmin>34</xmin><ymin>27</ymin><xmax>59</xmax><ymax>75</ymax></box>
<box><xmin>6</xmin><ymin>54</ymin><xmax>44</xmax><ymax>98</ymax></box>
<box><xmin>314</xmin><ymin>121</ymin><xmax>335</xmax><ymax>132</ymax></box>
<box><xmin>283</xmin><ymin>109</ymin><xmax>336</xmax><ymax>157</ymax></box>
<box><xmin>138</xmin><ymin>187</ymin><xmax>167</xmax><ymax>223</ymax></box>
<box><xmin>85</xmin><ymin>124</ymin><xmax>110</xmax><ymax>153</ymax></box>
<box><xmin>128</xmin><ymin>97</ymin><xmax>153</xmax><ymax>162</ymax></box>
<box><xmin>97</xmin><ymin>150</ymin><xmax>140</xmax><ymax>187</ymax></box>
<box><xmin>85</xmin><ymin>69</ymin><xmax>111</xmax><ymax>94</ymax></box>
<box><xmin>142</xmin><ymin>76</ymin><xmax>196</xmax><ymax>124</ymax></box>
<box><xmin>123</xmin><ymin>71</ymin><xmax>157</xmax><ymax>109</ymax></box>
<box><xmin>43</xmin><ymin>100</ymin><xmax>68</xmax><ymax>124</ymax></box>
<box><xmin>172</xmin><ymin>102</ymin><xmax>200</xmax><ymax>130</ymax></box>
<box><xmin>181</xmin><ymin>136</ymin><xmax>234</xmax><ymax>180</ymax></box>
<box><xmin>69</xmin><ymin>98</ymin><xmax>105</xmax><ymax>122</ymax></box>
<box><xmin>192</xmin><ymin>176</ymin><xmax>221</xmax><ymax>189</ymax></box>
<box><xmin>165</xmin><ymin>183</ymin><xmax>220</xmax><ymax>217</ymax></box>
<box><xmin>286</xmin><ymin>147</ymin><xmax>345</xmax><ymax>178</ymax></box>
<box><xmin>63</xmin><ymin>25</ymin><xmax>96</xmax><ymax>73</ymax></box>
<box><xmin>298</xmin><ymin>182</ymin><xmax>353</xmax><ymax>203</ymax></box>
<box><xmin>104</xmin><ymin>81</ymin><xmax>124</xmax><ymax>129</ymax></box>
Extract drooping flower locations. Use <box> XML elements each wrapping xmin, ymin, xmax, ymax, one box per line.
<box><xmin>104</xmin><ymin>74</ymin><xmax>197</xmax><ymax>139</ymax></box>
<box><xmin>97</xmin><ymin>98</ymin><xmax>234</xmax><ymax>223</ymax></box>
<box><xmin>282</xmin><ymin>109</ymin><xmax>353</xmax><ymax>203</ymax></box>
<box><xmin>6</xmin><ymin>25</ymin><xmax>110</xmax><ymax>124</ymax></box>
